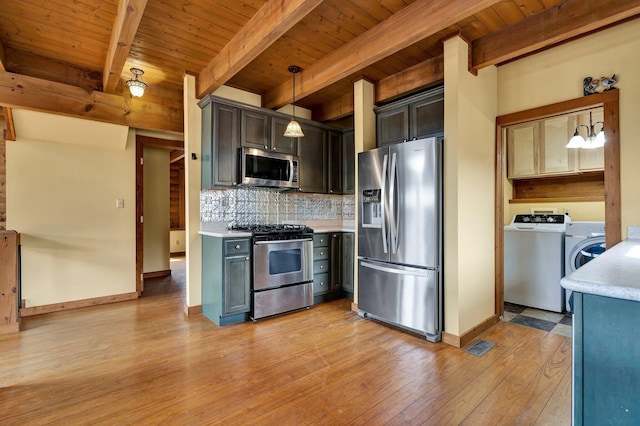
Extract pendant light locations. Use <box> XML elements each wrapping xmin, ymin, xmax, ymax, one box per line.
<box><xmin>566</xmin><ymin>111</ymin><xmax>605</xmax><ymax>149</ymax></box>
<box><xmin>284</xmin><ymin>65</ymin><xmax>304</xmax><ymax>138</ymax></box>
<box><xmin>126</xmin><ymin>68</ymin><xmax>148</xmax><ymax>97</ymax></box>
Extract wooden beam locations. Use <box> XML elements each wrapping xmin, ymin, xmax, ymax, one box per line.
<box><xmin>6</xmin><ymin>48</ymin><xmax>103</xmax><ymax>93</ymax></box>
<box><xmin>3</xmin><ymin>107</ymin><xmax>15</xmax><ymax>141</ymax></box>
<box><xmin>0</xmin><ymin>37</ymin><xmax>6</xmax><ymax>72</ymax></box>
<box><xmin>137</xmin><ymin>135</ymin><xmax>184</xmax><ymax>150</ymax></box>
<box><xmin>0</xmin><ymin>71</ymin><xmax>182</xmax><ymax>134</ymax></box>
<box><xmin>197</xmin><ymin>0</ymin><xmax>323</xmax><ymax>98</ymax></box>
<box><xmin>103</xmin><ymin>0</ymin><xmax>149</xmax><ymax>93</ymax></box>
<box><xmin>312</xmin><ymin>93</ymin><xmax>354</xmax><ymax>122</ymax></box>
<box><xmin>473</xmin><ymin>0</ymin><xmax>640</xmax><ymax>69</ymax></box>
<box><xmin>264</xmin><ymin>0</ymin><xmax>501</xmax><ymax>109</ymax></box>
<box><xmin>170</xmin><ymin>150</ymin><xmax>185</xmax><ymax>163</ymax></box>
<box><xmin>314</xmin><ymin>54</ymin><xmax>445</xmax><ymax>122</ymax></box>
<box><xmin>376</xmin><ymin>55</ymin><xmax>444</xmax><ymax>104</ymax></box>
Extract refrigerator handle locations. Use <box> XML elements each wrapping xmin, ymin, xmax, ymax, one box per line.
<box><xmin>381</xmin><ymin>154</ymin><xmax>389</xmax><ymax>254</ymax></box>
<box><xmin>390</xmin><ymin>152</ymin><xmax>398</xmax><ymax>254</ymax></box>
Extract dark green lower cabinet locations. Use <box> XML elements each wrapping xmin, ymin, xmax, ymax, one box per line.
<box><xmin>312</xmin><ymin>232</ymin><xmax>354</xmax><ymax>303</ymax></box>
<box><xmin>202</xmin><ymin>236</ymin><xmax>251</xmax><ymax>325</ymax></box>
<box><xmin>573</xmin><ymin>292</ymin><xmax>640</xmax><ymax>425</ymax></box>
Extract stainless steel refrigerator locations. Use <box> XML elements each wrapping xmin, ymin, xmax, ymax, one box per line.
<box><xmin>358</xmin><ymin>137</ymin><xmax>443</xmax><ymax>342</ymax></box>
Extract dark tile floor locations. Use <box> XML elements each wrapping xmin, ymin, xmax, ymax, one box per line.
<box><xmin>503</xmin><ymin>302</ymin><xmax>572</xmax><ymax>337</ymax></box>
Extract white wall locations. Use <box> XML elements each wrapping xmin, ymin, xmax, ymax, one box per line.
<box><xmin>6</xmin><ymin>113</ymin><xmax>136</xmax><ymax>307</ymax></box>
<box><xmin>184</xmin><ymin>75</ymin><xmax>203</xmax><ymax>309</ymax></box>
<box><xmin>498</xmin><ymin>19</ymin><xmax>640</xmax><ymax>237</ymax></box>
<box><xmin>143</xmin><ymin>146</ymin><xmax>170</xmax><ymax>273</ymax></box>
<box><xmin>170</xmin><ymin>229</ymin><xmax>186</xmax><ymax>253</ymax></box>
<box><xmin>444</xmin><ymin>37</ymin><xmax>498</xmax><ymax>337</ymax></box>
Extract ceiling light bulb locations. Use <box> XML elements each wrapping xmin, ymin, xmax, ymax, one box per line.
<box><xmin>126</xmin><ymin>68</ymin><xmax>148</xmax><ymax>97</ymax></box>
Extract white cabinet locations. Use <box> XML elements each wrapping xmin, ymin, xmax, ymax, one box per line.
<box><xmin>507</xmin><ymin>109</ymin><xmax>604</xmax><ymax>179</ymax></box>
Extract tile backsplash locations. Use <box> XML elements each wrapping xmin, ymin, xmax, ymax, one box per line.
<box><xmin>201</xmin><ymin>187</ymin><xmax>355</xmax><ymax>225</ymax></box>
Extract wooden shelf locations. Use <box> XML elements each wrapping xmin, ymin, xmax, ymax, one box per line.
<box><xmin>509</xmin><ymin>196</ymin><xmax>605</xmax><ymax>204</ymax></box>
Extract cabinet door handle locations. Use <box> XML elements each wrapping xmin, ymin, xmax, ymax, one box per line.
<box><xmin>320</xmin><ymin>251</ymin><xmax>324</xmax><ymax>256</ymax></box>
<box><xmin>245</xmin><ymin>257</ymin><xmax>250</xmax><ymax>261</ymax></box>
<box><xmin>235</xmin><ymin>244</ymin><xmax>241</xmax><ymax>249</ymax></box>
<box><xmin>320</xmin><ymin>265</ymin><xmax>324</xmax><ymax>269</ymax></box>
<box><xmin>264</xmin><ymin>145</ymin><xmax>268</xmax><ymax>150</ymax></box>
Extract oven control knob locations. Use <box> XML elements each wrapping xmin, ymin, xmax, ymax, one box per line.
<box><xmin>235</xmin><ymin>244</ymin><xmax>241</xmax><ymax>249</ymax></box>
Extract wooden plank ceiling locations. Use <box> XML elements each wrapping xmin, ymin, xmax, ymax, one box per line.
<box><xmin>0</xmin><ymin>0</ymin><xmax>638</xmax><ymax>134</ymax></box>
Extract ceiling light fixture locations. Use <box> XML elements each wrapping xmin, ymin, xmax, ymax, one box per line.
<box><xmin>284</xmin><ymin>65</ymin><xmax>304</xmax><ymax>138</ymax></box>
<box><xmin>126</xmin><ymin>68</ymin><xmax>148</xmax><ymax>97</ymax></box>
<box><xmin>566</xmin><ymin>111</ymin><xmax>605</xmax><ymax>149</ymax></box>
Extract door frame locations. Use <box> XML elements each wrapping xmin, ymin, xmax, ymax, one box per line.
<box><xmin>135</xmin><ymin>135</ymin><xmax>184</xmax><ymax>294</ymax></box>
<box><xmin>494</xmin><ymin>90</ymin><xmax>620</xmax><ymax>316</ymax></box>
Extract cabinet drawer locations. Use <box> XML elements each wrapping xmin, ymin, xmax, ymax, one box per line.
<box><xmin>224</xmin><ymin>239</ymin><xmax>250</xmax><ymax>255</ymax></box>
<box><xmin>314</xmin><ymin>273</ymin><xmax>330</xmax><ymax>294</ymax></box>
<box><xmin>313</xmin><ymin>247</ymin><xmax>329</xmax><ymax>260</ymax></box>
<box><xmin>314</xmin><ymin>259</ymin><xmax>329</xmax><ymax>274</ymax></box>
<box><xmin>314</xmin><ymin>233</ymin><xmax>329</xmax><ymax>247</ymax></box>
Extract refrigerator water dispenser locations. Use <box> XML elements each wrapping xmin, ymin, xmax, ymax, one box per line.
<box><xmin>361</xmin><ymin>189</ymin><xmax>382</xmax><ymax>228</ymax></box>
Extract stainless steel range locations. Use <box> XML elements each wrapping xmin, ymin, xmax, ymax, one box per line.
<box><xmin>230</xmin><ymin>224</ymin><xmax>314</xmax><ymax>319</ymax></box>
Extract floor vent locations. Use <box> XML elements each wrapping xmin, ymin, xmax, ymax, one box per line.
<box><xmin>465</xmin><ymin>339</ymin><xmax>495</xmax><ymax>357</ymax></box>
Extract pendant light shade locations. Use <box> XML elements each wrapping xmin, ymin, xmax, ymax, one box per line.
<box><xmin>284</xmin><ymin>65</ymin><xmax>304</xmax><ymax>138</ymax></box>
<box><xmin>565</xmin><ymin>111</ymin><xmax>604</xmax><ymax>149</ymax></box>
<box><xmin>126</xmin><ymin>68</ymin><xmax>148</xmax><ymax>97</ymax></box>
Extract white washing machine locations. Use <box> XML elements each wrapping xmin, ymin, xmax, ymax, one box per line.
<box><xmin>504</xmin><ymin>214</ymin><xmax>569</xmax><ymax>313</ymax></box>
<box><xmin>564</xmin><ymin>221</ymin><xmax>606</xmax><ymax>311</ymax></box>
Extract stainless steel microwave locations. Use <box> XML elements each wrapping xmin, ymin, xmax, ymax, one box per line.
<box><xmin>239</xmin><ymin>147</ymin><xmax>299</xmax><ymax>189</ymax></box>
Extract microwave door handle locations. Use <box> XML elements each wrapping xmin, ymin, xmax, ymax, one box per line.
<box><xmin>381</xmin><ymin>154</ymin><xmax>388</xmax><ymax>254</ymax></box>
<box><xmin>390</xmin><ymin>152</ymin><xmax>398</xmax><ymax>254</ymax></box>
<box><xmin>288</xmin><ymin>159</ymin><xmax>294</xmax><ymax>183</ymax></box>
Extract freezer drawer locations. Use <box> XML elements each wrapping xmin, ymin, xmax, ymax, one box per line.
<box><xmin>358</xmin><ymin>259</ymin><xmax>440</xmax><ymax>342</ymax></box>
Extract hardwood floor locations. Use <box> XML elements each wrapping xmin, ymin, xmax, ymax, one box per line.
<box><xmin>0</xmin><ymin>258</ymin><xmax>571</xmax><ymax>425</ymax></box>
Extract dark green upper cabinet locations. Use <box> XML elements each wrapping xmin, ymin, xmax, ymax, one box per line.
<box><xmin>376</xmin><ymin>105</ymin><xmax>409</xmax><ymax>146</ymax></box>
<box><xmin>376</xmin><ymin>86</ymin><xmax>444</xmax><ymax>147</ymax></box>
<box><xmin>299</xmin><ymin>124</ymin><xmax>327</xmax><ymax>193</ymax></box>
<box><xmin>328</xmin><ymin>131</ymin><xmax>343</xmax><ymax>194</ymax></box>
<box><xmin>240</xmin><ymin>110</ymin><xmax>270</xmax><ymax>151</ymax></box>
<box><xmin>271</xmin><ymin>117</ymin><xmax>299</xmax><ymax>155</ymax></box>
<box><xmin>342</xmin><ymin>129</ymin><xmax>355</xmax><ymax>195</ymax></box>
<box><xmin>201</xmin><ymin>101</ymin><xmax>239</xmax><ymax>188</ymax></box>
<box><xmin>411</xmin><ymin>95</ymin><xmax>444</xmax><ymax>140</ymax></box>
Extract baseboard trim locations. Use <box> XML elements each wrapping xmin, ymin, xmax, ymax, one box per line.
<box><xmin>143</xmin><ymin>269</ymin><xmax>171</xmax><ymax>279</ymax></box>
<box><xmin>184</xmin><ymin>304</ymin><xmax>202</xmax><ymax>316</ymax></box>
<box><xmin>442</xmin><ymin>314</ymin><xmax>501</xmax><ymax>348</ymax></box>
<box><xmin>20</xmin><ymin>292</ymin><xmax>139</xmax><ymax>317</ymax></box>
<box><xmin>0</xmin><ymin>322</ymin><xmax>21</xmax><ymax>335</ymax></box>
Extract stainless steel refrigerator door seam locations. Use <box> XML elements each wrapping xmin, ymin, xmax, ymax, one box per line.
<box><xmin>381</xmin><ymin>153</ymin><xmax>389</xmax><ymax>254</ymax></box>
<box><xmin>390</xmin><ymin>152</ymin><xmax>398</xmax><ymax>254</ymax></box>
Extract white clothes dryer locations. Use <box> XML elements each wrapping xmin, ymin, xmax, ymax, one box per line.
<box><xmin>564</xmin><ymin>221</ymin><xmax>606</xmax><ymax>311</ymax></box>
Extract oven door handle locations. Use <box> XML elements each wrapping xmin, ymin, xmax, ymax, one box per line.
<box><xmin>254</xmin><ymin>238</ymin><xmax>313</xmax><ymax>245</ymax></box>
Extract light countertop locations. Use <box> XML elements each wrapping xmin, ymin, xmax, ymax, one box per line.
<box><xmin>199</xmin><ymin>220</ymin><xmax>354</xmax><ymax>238</ymax></box>
<box><xmin>561</xmin><ymin>238</ymin><xmax>640</xmax><ymax>302</ymax></box>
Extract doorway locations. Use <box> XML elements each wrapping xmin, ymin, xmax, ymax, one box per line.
<box><xmin>135</xmin><ymin>135</ymin><xmax>185</xmax><ymax>293</ymax></box>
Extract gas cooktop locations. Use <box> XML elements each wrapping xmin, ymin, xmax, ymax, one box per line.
<box><xmin>230</xmin><ymin>223</ymin><xmax>314</xmax><ymax>241</ymax></box>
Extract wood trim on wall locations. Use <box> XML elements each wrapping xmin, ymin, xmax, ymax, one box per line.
<box><xmin>183</xmin><ymin>304</ymin><xmax>202</xmax><ymax>316</ymax></box>
<box><xmin>143</xmin><ymin>269</ymin><xmax>171</xmax><ymax>279</ymax></box>
<box><xmin>495</xmin><ymin>90</ymin><xmax>621</xmax><ymax>318</ymax></box>
<box><xmin>442</xmin><ymin>315</ymin><xmax>500</xmax><ymax>348</ymax></box>
<box><xmin>21</xmin><ymin>292</ymin><xmax>139</xmax><ymax>317</ymax></box>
